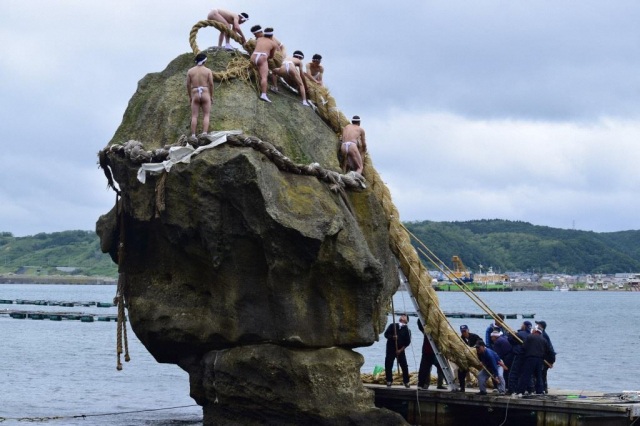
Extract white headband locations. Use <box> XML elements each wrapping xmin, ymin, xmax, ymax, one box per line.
<box><xmin>293</xmin><ymin>54</ymin><xmax>303</xmax><ymax>59</ymax></box>
<box><xmin>264</xmin><ymin>30</ymin><xmax>273</xmax><ymax>36</ymax></box>
<box><xmin>197</xmin><ymin>57</ymin><xmax>207</xmax><ymax>66</ymax></box>
<box><xmin>252</xmin><ymin>28</ymin><xmax>262</xmax><ymax>34</ymax></box>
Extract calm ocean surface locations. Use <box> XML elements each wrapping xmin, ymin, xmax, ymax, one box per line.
<box><xmin>2</xmin><ymin>285</ymin><xmax>639</xmax><ymax>425</ymax></box>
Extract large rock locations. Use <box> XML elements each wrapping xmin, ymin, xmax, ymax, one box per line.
<box><xmin>96</xmin><ymin>48</ymin><xmax>405</xmax><ymax>425</ymax></box>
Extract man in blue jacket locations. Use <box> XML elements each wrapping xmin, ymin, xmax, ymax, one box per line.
<box><xmin>475</xmin><ymin>340</ymin><xmax>505</xmax><ymax>394</ymax></box>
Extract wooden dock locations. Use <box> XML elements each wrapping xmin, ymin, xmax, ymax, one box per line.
<box><xmin>366</xmin><ymin>384</ymin><xmax>640</xmax><ymax>425</ymax></box>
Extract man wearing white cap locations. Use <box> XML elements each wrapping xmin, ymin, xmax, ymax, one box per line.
<box><xmin>206</xmin><ymin>9</ymin><xmax>249</xmax><ymax>50</ymax></box>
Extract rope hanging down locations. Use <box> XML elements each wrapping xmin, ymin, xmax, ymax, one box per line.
<box><xmin>366</xmin><ymin>158</ymin><xmax>482</xmax><ymax>371</ymax></box>
<box><xmin>114</xmin><ymin>194</ymin><xmax>130</xmax><ymax>371</ymax></box>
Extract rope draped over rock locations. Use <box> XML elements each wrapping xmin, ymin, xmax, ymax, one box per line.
<box><xmin>99</xmin><ymin>134</ymin><xmax>367</xmax><ymax>192</ymax></box>
<box><xmin>189</xmin><ymin>21</ymin><xmax>284</xmax><ymax>84</ymax></box>
<box><xmin>189</xmin><ymin>20</ymin><xmax>244</xmax><ymax>55</ymax></box>
<box><xmin>364</xmin><ymin>155</ymin><xmax>482</xmax><ymax>371</ymax></box>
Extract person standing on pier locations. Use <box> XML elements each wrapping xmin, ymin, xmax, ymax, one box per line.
<box><xmin>384</xmin><ymin>313</ymin><xmax>412</xmax><ymax>388</ymax></box>
<box><xmin>516</xmin><ymin>326</ymin><xmax>552</xmax><ymax>395</ymax></box>
<box><xmin>508</xmin><ymin>320</ymin><xmax>532</xmax><ymax>394</ymax></box>
<box><xmin>417</xmin><ymin>319</ymin><xmax>446</xmax><ymax>390</ymax></box>
<box><xmin>455</xmin><ymin>325</ymin><xmax>481</xmax><ymax>392</ymax></box>
<box><xmin>535</xmin><ymin>320</ymin><xmax>556</xmax><ymax>393</ymax></box>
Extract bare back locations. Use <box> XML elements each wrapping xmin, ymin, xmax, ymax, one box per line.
<box><xmin>254</xmin><ymin>37</ymin><xmax>278</xmax><ymax>57</ymax></box>
<box><xmin>342</xmin><ymin>124</ymin><xmax>366</xmax><ymax>152</ymax></box>
<box><xmin>187</xmin><ymin>65</ymin><xmax>214</xmax><ymax>103</ymax></box>
<box><xmin>208</xmin><ymin>9</ymin><xmax>235</xmax><ymax>24</ymax></box>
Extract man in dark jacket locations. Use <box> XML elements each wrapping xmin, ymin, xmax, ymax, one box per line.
<box><xmin>535</xmin><ymin>320</ymin><xmax>556</xmax><ymax>393</ymax></box>
<box><xmin>384</xmin><ymin>314</ymin><xmax>412</xmax><ymax>388</ymax></box>
<box><xmin>507</xmin><ymin>320</ymin><xmax>532</xmax><ymax>394</ymax></box>
<box><xmin>417</xmin><ymin>319</ymin><xmax>446</xmax><ymax>390</ymax></box>
<box><xmin>516</xmin><ymin>326</ymin><xmax>552</xmax><ymax>395</ymax></box>
<box><xmin>456</xmin><ymin>325</ymin><xmax>481</xmax><ymax>392</ymax></box>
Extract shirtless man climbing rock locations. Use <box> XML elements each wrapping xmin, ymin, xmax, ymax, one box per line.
<box><xmin>249</xmin><ymin>25</ymin><xmax>278</xmax><ymax>103</ymax></box>
<box><xmin>186</xmin><ymin>52</ymin><xmax>214</xmax><ymax>142</ymax></box>
<box><xmin>206</xmin><ymin>8</ymin><xmax>248</xmax><ymax>50</ymax></box>
<box><xmin>271</xmin><ymin>50</ymin><xmax>310</xmax><ymax>106</ymax></box>
<box><xmin>340</xmin><ymin>115</ymin><xmax>367</xmax><ymax>174</ymax></box>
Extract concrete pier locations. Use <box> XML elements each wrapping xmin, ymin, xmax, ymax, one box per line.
<box><xmin>366</xmin><ymin>385</ymin><xmax>640</xmax><ymax>425</ymax></box>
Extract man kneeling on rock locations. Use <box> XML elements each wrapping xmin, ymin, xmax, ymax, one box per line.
<box><xmin>340</xmin><ymin>115</ymin><xmax>367</xmax><ymax>174</ymax></box>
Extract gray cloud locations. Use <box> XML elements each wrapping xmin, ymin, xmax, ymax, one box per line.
<box><xmin>1</xmin><ymin>0</ymin><xmax>639</xmax><ymax>236</ymax></box>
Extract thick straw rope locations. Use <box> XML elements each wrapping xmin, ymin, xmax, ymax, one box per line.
<box><xmin>364</xmin><ymin>156</ymin><xmax>481</xmax><ymax>371</ymax></box>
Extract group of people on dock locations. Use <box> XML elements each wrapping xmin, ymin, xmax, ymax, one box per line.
<box><xmin>186</xmin><ymin>7</ymin><xmax>367</xmax><ymax>176</ymax></box>
<box><xmin>384</xmin><ymin>314</ymin><xmax>556</xmax><ymax>396</ymax></box>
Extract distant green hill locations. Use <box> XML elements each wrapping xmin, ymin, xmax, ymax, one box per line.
<box><xmin>0</xmin><ymin>230</ymin><xmax>117</xmax><ymax>278</ymax></box>
<box><xmin>404</xmin><ymin>219</ymin><xmax>640</xmax><ymax>274</ymax></box>
<box><xmin>2</xmin><ymin>220</ymin><xmax>639</xmax><ymax>278</ymax></box>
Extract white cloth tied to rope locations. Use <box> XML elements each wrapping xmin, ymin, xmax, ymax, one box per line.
<box><xmin>136</xmin><ymin>130</ymin><xmax>242</xmax><ymax>183</ymax></box>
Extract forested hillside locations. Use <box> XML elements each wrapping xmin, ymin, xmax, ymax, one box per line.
<box><xmin>2</xmin><ymin>220</ymin><xmax>640</xmax><ymax>278</ymax></box>
<box><xmin>0</xmin><ymin>230</ymin><xmax>117</xmax><ymax>277</ymax></box>
<box><xmin>405</xmin><ymin>219</ymin><xmax>640</xmax><ymax>274</ymax></box>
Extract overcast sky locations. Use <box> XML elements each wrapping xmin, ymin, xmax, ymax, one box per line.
<box><xmin>1</xmin><ymin>1</ymin><xmax>639</xmax><ymax>236</ymax></box>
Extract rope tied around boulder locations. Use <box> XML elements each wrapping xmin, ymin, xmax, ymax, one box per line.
<box><xmin>99</xmin><ymin>134</ymin><xmax>367</xmax><ymax>192</ymax></box>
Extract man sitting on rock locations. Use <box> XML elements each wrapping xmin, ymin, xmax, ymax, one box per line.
<box><xmin>340</xmin><ymin>115</ymin><xmax>367</xmax><ymax>174</ymax></box>
<box><xmin>305</xmin><ymin>54</ymin><xmax>324</xmax><ymax>86</ymax></box>
<box><xmin>271</xmin><ymin>50</ymin><xmax>310</xmax><ymax>106</ymax></box>
<box><xmin>206</xmin><ymin>9</ymin><xmax>248</xmax><ymax>50</ymax></box>
<box><xmin>186</xmin><ymin>52</ymin><xmax>214</xmax><ymax>143</ymax></box>
<box><xmin>249</xmin><ymin>25</ymin><xmax>278</xmax><ymax>103</ymax></box>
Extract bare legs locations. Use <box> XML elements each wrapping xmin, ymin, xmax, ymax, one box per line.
<box><xmin>342</xmin><ymin>142</ymin><xmax>363</xmax><ymax>174</ymax></box>
<box><xmin>190</xmin><ymin>91</ymin><xmax>212</xmax><ymax>135</ymax></box>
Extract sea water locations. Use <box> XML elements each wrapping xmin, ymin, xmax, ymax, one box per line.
<box><xmin>0</xmin><ymin>284</ymin><xmax>201</xmax><ymax>425</ymax></box>
<box><xmin>2</xmin><ymin>285</ymin><xmax>639</xmax><ymax>425</ymax></box>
